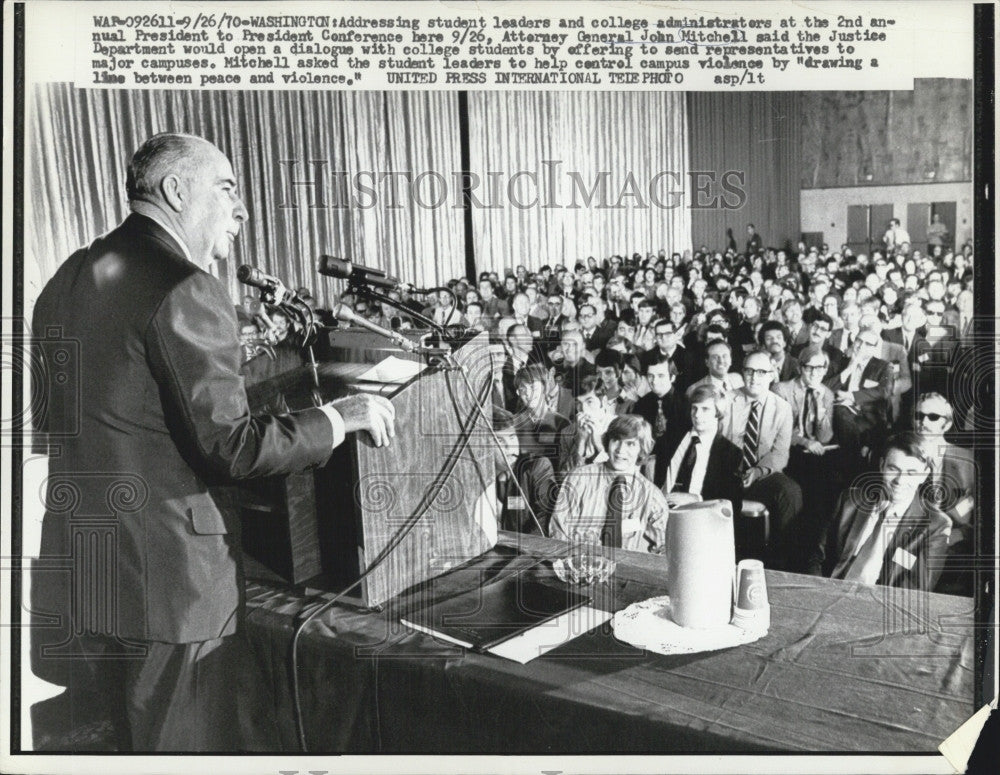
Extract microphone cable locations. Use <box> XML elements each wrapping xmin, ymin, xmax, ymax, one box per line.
<box><xmin>287</xmin><ymin>358</ymin><xmax>492</xmax><ymax>752</ymax></box>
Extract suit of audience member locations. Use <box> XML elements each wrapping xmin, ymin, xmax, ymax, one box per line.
<box><xmin>494</xmin><ymin>409</ymin><xmax>558</xmax><ymax>536</ymax></box>
<box><xmin>916</xmin><ymin>299</ymin><xmax>959</xmax><ymax>398</ymax></box>
<box><xmin>579</xmin><ymin>301</ymin><xmax>616</xmax><ymax>352</ymax></box>
<box><xmin>426</xmin><ymin>290</ymin><xmax>467</xmax><ymax>327</ymax></box>
<box><xmin>511</xmin><ymin>364</ymin><xmax>569</xmax><ymax>472</ymax></box>
<box><xmin>639</xmin><ymin>318</ymin><xmax>694</xmax><ymax>388</ymax></box>
<box><xmin>734</xmin><ymin>296</ymin><xmax>763</xmax><ymax>362</ymax></box>
<box><xmin>551</xmin><ymin>326</ymin><xmax>596</xmax><ymax>402</ymax></box>
<box><xmin>807</xmin><ymin>433</ymin><xmax>950</xmax><ymax>591</ymax></box>
<box><xmin>757</xmin><ymin>320</ymin><xmax>801</xmax><ymax>383</ymax></box>
<box><xmin>791</xmin><ymin>312</ymin><xmax>845</xmax><ymax>381</ymax></box>
<box><xmin>829</xmin><ymin>301</ymin><xmax>862</xmax><ymax>354</ymax></box>
<box><xmin>550</xmin><ymin>415</ymin><xmax>668</xmax><ymax>552</ymax></box>
<box><xmin>858</xmin><ymin>313</ymin><xmax>912</xmax><ymax>427</ymax></box>
<box><xmin>509</xmin><ymin>291</ymin><xmax>545</xmax><ymax>337</ymax></box>
<box><xmin>913</xmin><ymin>393</ymin><xmax>976</xmax><ymax>595</ymax></box>
<box><xmin>660</xmin><ymin>385</ymin><xmax>744</xmax><ymax>517</ymax></box>
<box><xmin>479</xmin><ymin>279</ymin><xmax>511</xmax><ymax>321</ymax></box>
<box><xmin>782</xmin><ymin>300</ymin><xmax>811</xmax><ymax>349</ymax></box>
<box><xmin>720</xmin><ymin>350</ymin><xmax>802</xmax><ymax>567</ymax></box>
<box><xmin>594</xmin><ymin>348</ymin><xmax>636</xmax><ymax>414</ymax></box>
<box><xmin>558</xmin><ymin>375</ymin><xmax>617</xmax><ymax>472</ymax></box>
<box><xmin>772</xmin><ymin>344</ymin><xmax>840</xmax><ymax>570</ymax></box>
<box><xmin>633</xmin><ymin>357</ymin><xmax>690</xmax><ymax>476</ymax></box>
<box><xmin>501</xmin><ymin>324</ymin><xmax>538</xmax><ymax>410</ymax></box>
<box><xmin>685</xmin><ymin>339</ymin><xmax>744</xmax><ymax>404</ymax></box>
<box><xmin>632</xmin><ymin>300</ymin><xmax>658</xmax><ymax>352</ymax></box>
<box><xmin>824</xmin><ymin>325</ymin><xmax>893</xmax><ymax>476</ymax></box>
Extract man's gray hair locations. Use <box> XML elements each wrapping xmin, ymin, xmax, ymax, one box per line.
<box><xmin>126</xmin><ymin>133</ymin><xmax>209</xmax><ymax>202</ymax></box>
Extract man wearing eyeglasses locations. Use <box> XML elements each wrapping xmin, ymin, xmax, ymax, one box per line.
<box><xmin>720</xmin><ymin>350</ymin><xmax>801</xmax><ymax>565</ymax></box>
<box><xmin>640</xmin><ymin>318</ymin><xmax>693</xmax><ymax>388</ymax></box>
<box><xmin>807</xmin><ymin>432</ymin><xmax>950</xmax><ymax>591</ymax></box>
<box><xmin>913</xmin><ymin>393</ymin><xmax>976</xmax><ymax>594</ymax></box>
<box><xmin>791</xmin><ymin>311</ymin><xmax>845</xmax><ymax>380</ymax></box>
<box><xmin>824</xmin><ymin>324</ymin><xmax>893</xmax><ymax>478</ymax></box>
<box><xmin>773</xmin><ymin>345</ymin><xmax>839</xmax><ymax>570</ymax></box>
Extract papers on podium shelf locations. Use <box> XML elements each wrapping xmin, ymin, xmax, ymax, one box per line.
<box><xmin>358</xmin><ymin>355</ymin><xmax>425</xmax><ymax>384</ymax></box>
<box><xmin>400</xmin><ymin>575</ymin><xmax>592</xmax><ymax>661</ymax></box>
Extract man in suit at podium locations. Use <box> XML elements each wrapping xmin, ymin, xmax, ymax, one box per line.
<box><xmin>31</xmin><ymin>133</ymin><xmax>395</xmax><ymax>751</ymax></box>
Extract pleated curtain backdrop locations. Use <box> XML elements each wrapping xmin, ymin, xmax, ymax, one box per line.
<box><xmin>466</xmin><ymin>91</ymin><xmax>691</xmax><ymax>274</ymax></box>
<box><xmin>687</xmin><ymin>92</ymin><xmax>802</xmax><ymax>254</ymax></box>
<box><xmin>26</xmin><ymin>85</ymin><xmax>464</xmax><ymax>309</ymax></box>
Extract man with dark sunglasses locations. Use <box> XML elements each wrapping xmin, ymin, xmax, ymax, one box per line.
<box><xmin>913</xmin><ymin>393</ymin><xmax>976</xmax><ymax>595</ymax></box>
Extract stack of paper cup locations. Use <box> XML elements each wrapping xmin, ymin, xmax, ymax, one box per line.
<box><xmin>731</xmin><ymin>559</ymin><xmax>770</xmax><ymax>634</ymax></box>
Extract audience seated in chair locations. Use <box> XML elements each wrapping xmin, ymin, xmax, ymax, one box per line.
<box><xmin>806</xmin><ymin>432</ymin><xmax>951</xmax><ymax>591</ymax></box>
<box><xmin>550</xmin><ymin>415</ymin><xmax>668</xmax><ymax>553</ymax></box>
<box><xmin>660</xmin><ymin>384</ymin><xmax>743</xmax><ymax>517</ymax></box>
<box><xmin>720</xmin><ymin>349</ymin><xmax>802</xmax><ymax>567</ymax></box>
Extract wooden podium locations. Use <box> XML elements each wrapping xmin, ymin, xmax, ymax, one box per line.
<box><xmin>238</xmin><ymin>331</ymin><xmax>498</xmax><ymax>608</ymax></box>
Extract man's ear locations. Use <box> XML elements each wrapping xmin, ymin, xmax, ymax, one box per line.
<box><xmin>160</xmin><ymin>173</ymin><xmax>185</xmax><ymax>212</ymax></box>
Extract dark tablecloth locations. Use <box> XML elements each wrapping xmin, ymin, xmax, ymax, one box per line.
<box><xmin>242</xmin><ymin>532</ymin><xmax>975</xmax><ymax>753</ymax></box>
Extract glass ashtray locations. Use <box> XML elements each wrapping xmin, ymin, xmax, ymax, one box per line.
<box><xmin>553</xmin><ymin>553</ymin><xmax>616</xmax><ymax>585</ymax></box>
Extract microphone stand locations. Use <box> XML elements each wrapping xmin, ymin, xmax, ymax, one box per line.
<box><xmin>346</xmin><ymin>282</ymin><xmax>464</xmax><ymax>371</ymax></box>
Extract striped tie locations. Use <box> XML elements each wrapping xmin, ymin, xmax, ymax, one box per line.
<box><xmin>741</xmin><ymin>400</ymin><xmax>761</xmax><ymax>472</ymax></box>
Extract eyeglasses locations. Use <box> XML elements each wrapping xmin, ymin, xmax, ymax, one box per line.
<box><xmin>926</xmin><ymin>310</ymin><xmax>944</xmax><ymax>317</ymax></box>
<box><xmin>802</xmin><ymin>364</ymin><xmax>827</xmax><ymax>372</ymax></box>
<box><xmin>655</xmin><ymin>330</ymin><xmax>674</xmax><ymax>338</ymax></box>
<box><xmin>743</xmin><ymin>368</ymin><xmax>772</xmax><ymax>378</ymax></box>
<box><xmin>811</xmin><ymin>324</ymin><xmax>831</xmax><ymax>334</ymax></box>
<box><xmin>914</xmin><ymin>411</ymin><xmax>948</xmax><ymax>422</ymax></box>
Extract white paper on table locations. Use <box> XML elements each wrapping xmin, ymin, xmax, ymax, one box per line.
<box><xmin>358</xmin><ymin>356</ymin><xmax>425</xmax><ymax>384</ymax></box>
<box><xmin>486</xmin><ymin>605</ymin><xmax>612</xmax><ymax>664</ymax></box>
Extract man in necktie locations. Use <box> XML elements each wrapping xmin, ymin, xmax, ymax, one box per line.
<box><xmin>808</xmin><ymin>433</ymin><xmax>950</xmax><ymax>590</ymax></box>
<box><xmin>660</xmin><ymin>385</ymin><xmax>743</xmax><ymax>512</ymax></box>
<box><xmin>721</xmin><ymin>350</ymin><xmax>802</xmax><ymax>566</ymax></box>
<box><xmin>774</xmin><ymin>345</ymin><xmax>839</xmax><ymax>571</ymax></box>
<box><xmin>685</xmin><ymin>339</ymin><xmax>744</xmax><ymax>405</ymax></box>
<box><xmin>824</xmin><ymin>324</ymin><xmax>893</xmax><ymax>479</ymax></box>
<box><xmin>913</xmin><ymin>393</ymin><xmax>976</xmax><ymax>594</ymax></box>
<box><xmin>550</xmin><ymin>415</ymin><xmax>669</xmax><ymax>553</ymax></box>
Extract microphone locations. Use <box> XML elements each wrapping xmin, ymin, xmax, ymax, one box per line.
<box><xmin>318</xmin><ymin>255</ymin><xmax>407</xmax><ymax>291</ymax></box>
<box><xmin>237</xmin><ymin>264</ymin><xmax>304</xmax><ymax>305</ymax></box>
<box><xmin>331</xmin><ymin>303</ymin><xmax>417</xmax><ymax>352</ymax></box>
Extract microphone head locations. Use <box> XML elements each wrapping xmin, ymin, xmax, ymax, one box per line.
<box><xmin>331</xmin><ymin>302</ymin><xmax>357</xmax><ymax>324</ymax></box>
<box><xmin>237</xmin><ymin>264</ymin><xmax>257</xmax><ymax>283</ymax></box>
<box><xmin>318</xmin><ymin>255</ymin><xmax>353</xmax><ymax>280</ymax></box>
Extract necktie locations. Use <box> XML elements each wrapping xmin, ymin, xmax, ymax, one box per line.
<box><xmin>741</xmin><ymin>401</ymin><xmax>761</xmax><ymax>472</ymax></box>
<box><xmin>803</xmin><ymin>388</ymin><xmax>819</xmax><ymax>440</ymax></box>
<box><xmin>603</xmin><ymin>475</ymin><xmax>628</xmax><ymax>548</ymax></box>
<box><xmin>672</xmin><ymin>436</ymin><xmax>700</xmax><ymax>493</ymax></box>
<box><xmin>654</xmin><ymin>399</ymin><xmax>667</xmax><ymax>436</ymax></box>
<box><xmin>841</xmin><ymin>507</ymin><xmax>889</xmax><ymax>582</ymax></box>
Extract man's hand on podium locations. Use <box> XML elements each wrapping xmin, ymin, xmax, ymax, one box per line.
<box><xmin>330</xmin><ymin>394</ymin><xmax>397</xmax><ymax>448</ymax></box>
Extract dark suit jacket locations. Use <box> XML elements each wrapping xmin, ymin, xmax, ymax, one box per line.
<box><xmin>807</xmin><ymin>487</ymin><xmax>951</xmax><ymax>590</ymax></box>
<box><xmin>824</xmin><ymin>356</ymin><xmax>892</xmax><ymax>428</ymax></box>
<box><xmin>31</xmin><ymin>214</ymin><xmax>334</xmax><ymax>651</ymax></box>
<box><xmin>921</xmin><ymin>443</ymin><xmax>976</xmax><ymax>546</ymax></box>
<box><xmin>772</xmin><ymin>379</ymin><xmax>835</xmax><ymax>446</ymax></box>
<box><xmin>660</xmin><ymin>432</ymin><xmax>743</xmax><ymax>515</ymax></box>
